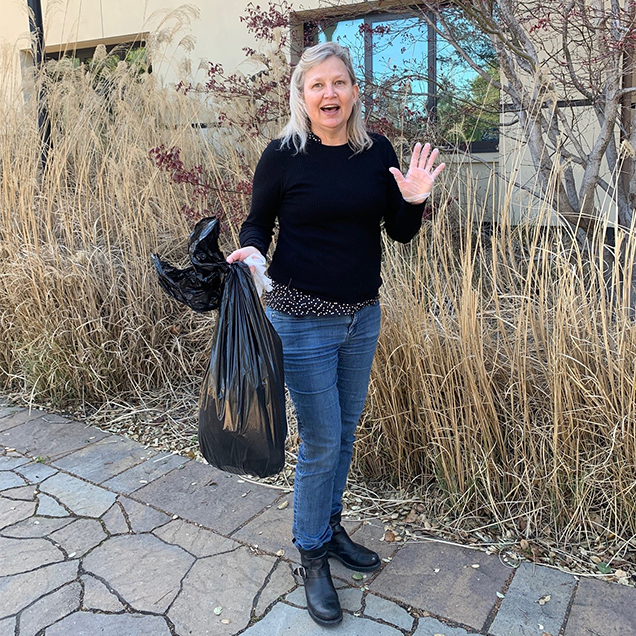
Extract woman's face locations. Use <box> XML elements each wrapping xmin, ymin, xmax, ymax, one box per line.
<box><xmin>302</xmin><ymin>56</ymin><xmax>359</xmax><ymax>144</ymax></box>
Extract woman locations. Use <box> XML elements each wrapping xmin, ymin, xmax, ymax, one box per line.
<box><xmin>227</xmin><ymin>41</ymin><xmax>444</xmax><ymax>627</ymax></box>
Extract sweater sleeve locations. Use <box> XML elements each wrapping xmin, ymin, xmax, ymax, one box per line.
<box><xmin>378</xmin><ymin>136</ymin><xmax>426</xmax><ymax>244</ymax></box>
<box><xmin>238</xmin><ymin>141</ymin><xmax>283</xmax><ymax>256</ymax></box>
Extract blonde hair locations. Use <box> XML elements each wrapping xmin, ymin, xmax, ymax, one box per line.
<box><xmin>280</xmin><ymin>41</ymin><xmax>373</xmax><ymax>154</ymax></box>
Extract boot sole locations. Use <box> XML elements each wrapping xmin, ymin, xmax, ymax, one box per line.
<box><xmin>326</xmin><ymin>551</ymin><xmax>381</xmax><ymax>572</ymax></box>
<box><xmin>307</xmin><ymin>606</ymin><xmax>343</xmax><ymax>627</ymax></box>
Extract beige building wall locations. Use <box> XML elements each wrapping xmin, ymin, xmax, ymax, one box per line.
<box><xmin>0</xmin><ymin>0</ymin><xmax>295</xmax><ymax>87</ymax></box>
<box><xmin>500</xmin><ymin>104</ymin><xmax>621</xmax><ymax>227</ymax></box>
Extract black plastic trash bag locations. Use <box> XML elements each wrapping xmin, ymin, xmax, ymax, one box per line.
<box><xmin>153</xmin><ymin>217</ymin><xmax>228</xmax><ymax>312</ymax></box>
<box><xmin>198</xmin><ymin>262</ymin><xmax>287</xmax><ymax>477</ymax></box>
<box><xmin>152</xmin><ymin>217</ymin><xmax>287</xmax><ymax>478</ymax></box>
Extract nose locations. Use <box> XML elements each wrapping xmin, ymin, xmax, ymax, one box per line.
<box><xmin>323</xmin><ymin>83</ymin><xmax>337</xmax><ymax>98</ymax></box>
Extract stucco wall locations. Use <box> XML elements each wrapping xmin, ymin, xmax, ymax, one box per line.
<box><xmin>0</xmin><ymin>0</ymin><xmax>271</xmax><ymax>85</ymax></box>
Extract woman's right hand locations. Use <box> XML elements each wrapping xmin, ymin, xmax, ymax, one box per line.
<box><xmin>226</xmin><ymin>246</ymin><xmax>262</xmax><ymax>274</ymax></box>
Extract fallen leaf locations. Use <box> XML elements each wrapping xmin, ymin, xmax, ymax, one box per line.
<box><xmin>384</xmin><ymin>531</ymin><xmax>395</xmax><ymax>542</ymax></box>
<box><xmin>596</xmin><ymin>562</ymin><xmax>612</xmax><ymax>574</ymax></box>
<box><xmin>520</xmin><ymin>539</ymin><xmax>529</xmax><ymax>550</ymax></box>
<box><xmin>277</xmin><ymin>501</ymin><xmax>289</xmax><ymax>510</ymax></box>
<box><xmin>590</xmin><ymin>555</ymin><xmax>602</xmax><ymax>564</ymax></box>
<box><xmin>352</xmin><ymin>573</ymin><xmax>364</xmax><ymax>581</ymax></box>
<box><xmin>471</xmin><ymin>564</ymin><xmax>480</xmax><ymax>569</ymax></box>
<box><xmin>221</xmin><ymin>619</ymin><xmax>231</xmax><ymax>624</ymax></box>
<box><xmin>537</xmin><ymin>594</ymin><xmax>551</xmax><ymax>605</ymax></box>
<box><xmin>213</xmin><ymin>606</ymin><xmax>223</xmax><ymax>615</ymax></box>
<box><xmin>276</xmin><ymin>549</ymin><xmax>285</xmax><ymax>557</ymax></box>
<box><xmin>496</xmin><ymin>592</ymin><xmax>505</xmax><ymax>599</ymax></box>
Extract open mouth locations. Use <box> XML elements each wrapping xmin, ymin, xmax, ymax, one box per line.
<box><xmin>321</xmin><ymin>105</ymin><xmax>340</xmax><ymax>113</ymax></box>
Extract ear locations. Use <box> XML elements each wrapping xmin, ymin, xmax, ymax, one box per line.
<box><xmin>353</xmin><ymin>83</ymin><xmax>360</xmax><ymax>103</ymax></box>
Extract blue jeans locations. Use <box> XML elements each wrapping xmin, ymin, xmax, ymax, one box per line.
<box><xmin>266</xmin><ymin>303</ymin><xmax>381</xmax><ymax>551</ymax></box>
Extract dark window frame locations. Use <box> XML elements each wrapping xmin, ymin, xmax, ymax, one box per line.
<box><xmin>43</xmin><ymin>34</ymin><xmax>150</xmax><ymax>72</ymax></box>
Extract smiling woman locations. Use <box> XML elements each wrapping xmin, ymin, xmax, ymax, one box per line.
<box><xmin>301</xmin><ymin>56</ymin><xmax>359</xmax><ymax>145</ymax></box>
<box><xmin>225</xmin><ymin>41</ymin><xmax>444</xmax><ymax>628</ymax></box>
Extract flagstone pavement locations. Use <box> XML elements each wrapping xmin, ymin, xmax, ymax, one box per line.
<box><xmin>1</xmin><ymin>401</ymin><xmax>635</xmax><ymax>635</ymax></box>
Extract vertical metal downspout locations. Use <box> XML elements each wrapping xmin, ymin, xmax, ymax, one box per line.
<box><xmin>27</xmin><ymin>0</ymin><xmax>51</xmax><ymax>171</ymax></box>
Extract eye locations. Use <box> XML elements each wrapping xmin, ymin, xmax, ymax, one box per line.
<box><xmin>312</xmin><ymin>82</ymin><xmax>322</xmax><ymax>89</ymax></box>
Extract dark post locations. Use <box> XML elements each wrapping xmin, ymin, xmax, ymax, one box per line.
<box><xmin>27</xmin><ymin>0</ymin><xmax>51</xmax><ymax>170</ymax></box>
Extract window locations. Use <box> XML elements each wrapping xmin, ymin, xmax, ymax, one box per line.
<box><xmin>302</xmin><ymin>9</ymin><xmax>499</xmax><ymax>152</ymax></box>
<box><xmin>44</xmin><ymin>34</ymin><xmax>150</xmax><ymax>75</ymax></box>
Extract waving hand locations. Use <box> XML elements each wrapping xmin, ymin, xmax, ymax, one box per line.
<box><xmin>389</xmin><ymin>143</ymin><xmax>445</xmax><ymax>204</ymax></box>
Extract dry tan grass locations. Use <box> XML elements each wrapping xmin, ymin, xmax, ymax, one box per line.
<box><xmin>361</xmin><ymin>183</ymin><xmax>636</xmax><ymax>549</ymax></box>
<box><xmin>2</xmin><ymin>45</ymin><xmax>636</xmax><ymax>561</ymax></box>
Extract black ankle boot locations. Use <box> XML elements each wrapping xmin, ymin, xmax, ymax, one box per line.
<box><xmin>327</xmin><ymin>513</ymin><xmax>381</xmax><ymax>571</ymax></box>
<box><xmin>296</xmin><ymin>544</ymin><xmax>342</xmax><ymax>627</ymax></box>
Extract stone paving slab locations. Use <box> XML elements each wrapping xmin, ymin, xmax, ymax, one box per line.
<box><xmin>254</xmin><ymin>560</ymin><xmax>297</xmax><ymax>617</ymax></box>
<box><xmin>0</xmin><ymin>536</ymin><xmax>64</xmax><ymax>576</ymax></box>
<box><xmin>564</xmin><ymin>577</ymin><xmax>636</xmax><ymax>636</ymax></box>
<box><xmin>49</xmin><ymin>518</ymin><xmax>108</xmax><ymax>557</ymax></box>
<box><xmin>168</xmin><ymin>546</ymin><xmax>276</xmax><ymax>636</ymax></box>
<box><xmin>101</xmin><ymin>501</ymin><xmax>130</xmax><ymax>534</ymax></box>
<box><xmin>413</xmin><ymin>616</ymin><xmax>474</xmax><ymax>635</ymax></box>
<box><xmin>364</xmin><ymin>593</ymin><xmax>414</xmax><ymax>631</ymax></box>
<box><xmin>39</xmin><ymin>472</ymin><xmax>116</xmax><ymax>517</ymax></box>
<box><xmin>2</xmin><ymin>484</ymin><xmax>37</xmax><ymax>501</ymax></box>
<box><xmin>0</xmin><ymin>409</ymin><xmax>47</xmax><ymax>432</ymax></box>
<box><xmin>36</xmin><ymin>493</ymin><xmax>70</xmax><ymax>517</ymax></box>
<box><xmin>18</xmin><ymin>581</ymin><xmax>81</xmax><ymax>636</ymax></box>
<box><xmin>81</xmin><ymin>574</ymin><xmax>126</xmax><ymax>612</ymax></box>
<box><xmin>15</xmin><ymin>461</ymin><xmax>58</xmax><ymax>483</ymax></box>
<box><xmin>231</xmin><ymin>491</ymin><xmax>293</xmax><ymax>554</ymax></box>
<box><xmin>119</xmin><ymin>496</ymin><xmax>172</xmax><ymax>533</ymax></box>
<box><xmin>1</xmin><ymin>516</ymin><xmax>73</xmax><ymax>538</ymax></box>
<box><xmin>370</xmin><ymin>540</ymin><xmax>511</xmax><ymax>631</ymax></box>
<box><xmin>489</xmin><ymin>562</ymin><xmax>576</xmax><ymax>636</ymax></box>
<box><xmin>242</xmin><ymin>602</ymin><xmax>404</xmax><ymax>635</ymax></box>
<box><xmin>83</xmin><ymin>533</ymin><xmax>195</xmax><ymax>613</ymax></box>
<box><xmin>348</xmin><ymin>519</ymin><xmax>400</xmax><ymax>562</ymax></box>
<box><xmin>44</xmin><ymin>611</ymin><xmax>172</xmax><ymax>636</ymax></box>
<box><xmin>0</xmin><ymin>455</ymin><xmax>30</xmax><ymax>470</ymax></box>
<box><xmin>0</xmin><ymin>561</ymin><xmax>79</xmax><ymax>617</ymax></box>
<box><xmin>0</xmin><ymin>471</ymin><xmax>27</xmax><ymax>491</ymax></box>
<box><xmin>101</xmin><ymin>452</ymin><xmax>188</xmax><ymax>494</ymax></box>
<box><xmin>0</xmin><ymin>617</ymin><xmax>14</xmax><ymax>636</ymax></box>
<box><xmin>52</xmin><ymin>434</ymin><xmax>155</xmax><ymax>484</ymax></box>
<box><xmin>153</xmin><ymin>518</ymin><xmax>237</xmax><ymax>557</ymax></box>
<box><xmin>0</xmin><ymin>497</ymin><xmax>36</xmax><ymax>530</ymax></box>
<box><xmin>0</xmin><ymin>415</ymin><xmax>108</xmax><ymax>460</ymax></box>
<box><xmin>134</xmin><ymin>460</ymin><xmax>280</xmax><ymax>535</ymax></box>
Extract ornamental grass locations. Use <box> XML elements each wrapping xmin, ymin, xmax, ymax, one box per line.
<box><xmin>2</xmin><ymin>42</ymin><xmax>636</xmax><ymax>556</ymax></box>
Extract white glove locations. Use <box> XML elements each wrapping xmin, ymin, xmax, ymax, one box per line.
<box><xmin>243</xmin><ymin>251</ymin><xmax>273</xmax><ymax>298</ymax></box>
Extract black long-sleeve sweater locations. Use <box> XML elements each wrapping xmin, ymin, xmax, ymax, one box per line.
<box><xmin>239</xmin><ymin>133</ymin><xmax>426</xmax><ymax>304</ymax></box>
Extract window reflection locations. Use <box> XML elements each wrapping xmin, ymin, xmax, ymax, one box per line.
<box><xmin>315</xmin><ymin>12</ymin><xmax>499</xmax><ymax>151</ymax></box>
